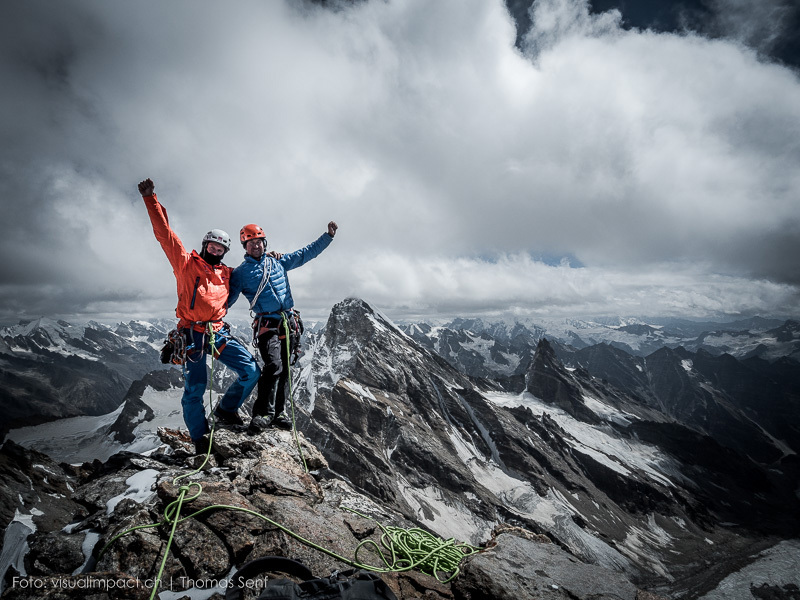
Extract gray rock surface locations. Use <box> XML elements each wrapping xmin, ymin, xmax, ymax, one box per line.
<box><xmin>453</xmin><ymin>533</ymin><xmax>638</xmax><ymax>600</ymax></box>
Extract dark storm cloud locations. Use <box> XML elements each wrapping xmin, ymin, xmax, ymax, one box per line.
<box><xmin>525</xmin><ymin>0</ymin><xmax>800</xmax><ymax>69</ymax></box>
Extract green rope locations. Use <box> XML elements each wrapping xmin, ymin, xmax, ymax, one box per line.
<box><xmin>127</xmin><ymin>326</ymin><xmax>220</xmax><ymax>598</ymax></box>
<box><xmin>344</xmin><ymin>508</ymin><xmax>481</xmax><ymax>583</ymax></box>
<box><xmin>101</xmin><ymin>496</ymin><xmax>480</xmax><ymax>590</ymax></box>
<box><xmin>147</xmin><ymin>486</ymin><xmax>187</xmax><ymax>600</ymax></box>
<box><xmin>107</xmin><ymin>499</ymin><xmax>480</xmax><ymax>586</ymax></box>
<box><xmin>148</xmin><ymin>325</ymin><xmax>220</xmax><ymax>598</ymax></box>
<box><xmin>283</xmin><ymin>313</ymin><xmax>308</xmax><ymax>473</ymax></box>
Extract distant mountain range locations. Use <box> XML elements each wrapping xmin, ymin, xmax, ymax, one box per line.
<box><xmin>401</xmin><ymin>315</ymin><xmax>800</xmax><ymax>382</ymax></box>
<box><xmin>1</xmin><ymin>312</ymin><xmax>797</xmax><ymax>438</ymax></box>
<box><xmin>0</xmin><ymin>318</ymin><xmax>168</xmax><ymax>438</ymax></box>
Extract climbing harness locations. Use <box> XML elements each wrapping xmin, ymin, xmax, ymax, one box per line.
<box><xmin>159</xmin><ymin>329</ymin><xmax>186</xmax><ymax>365</ymax></box>
<box><xmin>251</xmin><ymin>310</ymin><xmax>302</xmax><ymax>354</ymax></box>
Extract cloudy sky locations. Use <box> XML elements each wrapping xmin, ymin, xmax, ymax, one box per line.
<box><xmin>1</xmin><ymin>0</ymin><xmax>798</xmax><ymax>325</ymax></box>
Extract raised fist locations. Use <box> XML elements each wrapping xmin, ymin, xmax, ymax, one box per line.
<box><xmin>138</xmin><ymin>178</ymin><xmax>155</xmax><ymax>196</ymax></box>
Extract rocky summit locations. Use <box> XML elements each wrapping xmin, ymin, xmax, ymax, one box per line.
<box><xmin>1</xmin><ymin>297</ymin><xmax>799</xmax><ymax>599</ymax></box>
<box><xmin>0</xmin><ymin>427</ymin><xmax>654</xmax><ymax>600</ymax></box>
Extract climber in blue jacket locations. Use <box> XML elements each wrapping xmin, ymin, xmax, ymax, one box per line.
<box><xmin>228</xmin><ymin>221</ymin><xmax>337</xmax><ymax>432</ymax></box>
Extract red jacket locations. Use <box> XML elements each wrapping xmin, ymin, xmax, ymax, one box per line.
<box><xmin>143</xmin><ymin>194</ymin><xmax>230</xmax><ymax>332</ymax></box>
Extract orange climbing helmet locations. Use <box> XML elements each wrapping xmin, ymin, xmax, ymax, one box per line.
<box><xmin>240</xmin><ymin>224</ymin><xmax>266</xmax><ymax>246</ymax></box>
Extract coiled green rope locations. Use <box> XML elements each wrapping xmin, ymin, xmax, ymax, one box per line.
<box><xmin>345</xmin><ymin>508</ymin><xmax>481</xmax><ymax>583</ymax></box>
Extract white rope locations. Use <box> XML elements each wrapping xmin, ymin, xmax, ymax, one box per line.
<box><xmin>249</xmin><ymin>257</ymin><xmax>274</xmax><ymax>313</ymax></box>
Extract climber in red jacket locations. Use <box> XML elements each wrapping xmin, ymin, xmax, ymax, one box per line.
<box><xmin>138</xmin><ymin>178</ymin><xmax>259</xmax><ymax>453</ymax></box>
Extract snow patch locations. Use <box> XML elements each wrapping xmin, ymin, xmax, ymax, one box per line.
<box><xmin>0</xmin><ymin>509</ymin><xmax>43</xmax><ymax>593</ymax></box>
<box><xmin>12</xmin><ymin>508</ymin><xmax>38</xmax><ymax>530</ymax></box>
<box><xmin>7</xmin><ymin>403</ymin><xmax>127</xmax><ymax>464</ymax></box>
<box><xmin>395</xmin><ymin>474</ymin><xmax>494</xmax><ymax>545</ymax></box>
<box><xmin>72</xmin><ymin>531</ymin><xmax>101</xmax><ymax>575</ymax></box>
<box><xmin>582</xmin><ymin>395</ymin><xmax>636</xmax><ymax>426</ymax></box>
<box><xmin>106</xmin><ymin>469</ymin><xmax>159</xmax><ymax>515</ymax></box>
<box><xmin>33</xmin><ymin>464</ymin><xmax>59</xmax><ymax>477</ymax></box>
<box><xmin>343</xmin><ymin>380</ymin><xmax>376</xmax><ymax>402</ymax></box>
<box><xmin>485</xmin><ymin>392</ymin><xmax>678</xmax><ymax>488</ymax></box>
<box><xmin>619</xmin><ymin>514</ymin><xmax>675</xmax><ymax>580</ymax></box>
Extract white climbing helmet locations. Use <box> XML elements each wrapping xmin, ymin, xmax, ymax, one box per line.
<box><xmin>202</xmin><ymin>229</ymin><xmax>231</xmax><ymax>252</ymax></box>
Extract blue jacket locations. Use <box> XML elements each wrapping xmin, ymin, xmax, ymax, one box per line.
<box><xmin>228</xmin><ymin>232</ymin><xmax>333</xmax><ymax>317</ymax></box>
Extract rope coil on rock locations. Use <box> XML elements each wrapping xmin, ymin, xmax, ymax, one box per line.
<box><xmin>345</xmin><ymin>508</ymin><xmax>481</xmax><ymax>583</ymax></box>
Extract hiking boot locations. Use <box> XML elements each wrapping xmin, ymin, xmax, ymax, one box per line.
<box><xmin>272</xmin><ymin>414</ymin><xmax>293</xmax><ymax>430</ymax></box>
<box><xmin>247</xmin><ymin>416</ymin><xmax>270</xmax><ymax>435</ymax></box>
<box><xmin>192</xmin><ymin>435</ymin><xmax>211</xmax><ymax>456</ymax></box>
<box><xmin>214</xmin><ymin>406</ymin><xmax>244</xmax><ymax>427</ymax></box>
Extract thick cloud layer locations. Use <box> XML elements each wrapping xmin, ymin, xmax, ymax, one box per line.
<box><xmin>0</xmin><ymin>0</ymin><xmax>798</xmax><ymax>324</ymax></box>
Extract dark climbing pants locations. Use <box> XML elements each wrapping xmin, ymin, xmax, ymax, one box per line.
<box><xmin>252</xmin><ymin>316</ymin><xmax>294</xmax><ymax>422</ymax></box>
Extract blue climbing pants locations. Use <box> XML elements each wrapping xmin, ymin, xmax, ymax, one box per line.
<box><xmin>181</xmin><ymin>325</ymin><xmax>259</xmax><ymax>440</ymax></box>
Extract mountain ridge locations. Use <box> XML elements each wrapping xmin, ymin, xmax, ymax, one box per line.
<box><xmin>2</xmin><ymin>298</ymin><xmax>799</xmax><ymax>598</ymax></box>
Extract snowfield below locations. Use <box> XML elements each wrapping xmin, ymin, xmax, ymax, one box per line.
<box><xmin>5</xmin><ymin>386</ymin><xmax>187</xmax><ymax>464</ymax></box>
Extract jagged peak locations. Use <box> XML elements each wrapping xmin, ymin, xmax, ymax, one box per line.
<box><xmin>326</xmin><ymin>297</ymin><xmax>407</xmax><ymax>343</ymax></box>
<box><xmin>533</xmin><ymin>337</ymin><xmax>558</xmax><ymax>362</ymax></box>
<box><xmin>646</xmin><ymin>345</ymin><xmax>692</xmax><ymax>360</ymax></box>
<box><xmin>3</xmin><ymin>316</ymin><xmax>73</xmax><ymax>338</ymax></box>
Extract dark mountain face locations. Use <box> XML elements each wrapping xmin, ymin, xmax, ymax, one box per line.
<box><xmin>525</xmin><ymin>338</ymin><xmax>600</xmax><ymax>423</ymax></box>
<box><xmin>295</xmin><ymin>299</ymin><xmax>800</xmax><ymax>596</ymax></box>
<box><xmin>0</xmin><ymin>352</ymin><xmax>127</xmax><ymax>430</ymax></box>
<box><xmin>0</xmin><ymin>319</ymin><xmax>170</xmax><ymax>436</ymax></box>
<box><xmin>567</xmin><ymin>343</ymin><xmax>800</xmax><ymax>463</ymax></box>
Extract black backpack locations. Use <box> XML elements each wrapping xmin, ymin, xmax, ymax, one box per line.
<box><xmin>225</xmin><ymin>556</ymin><xmax>398</xmax><ymax>600</ymax></box>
